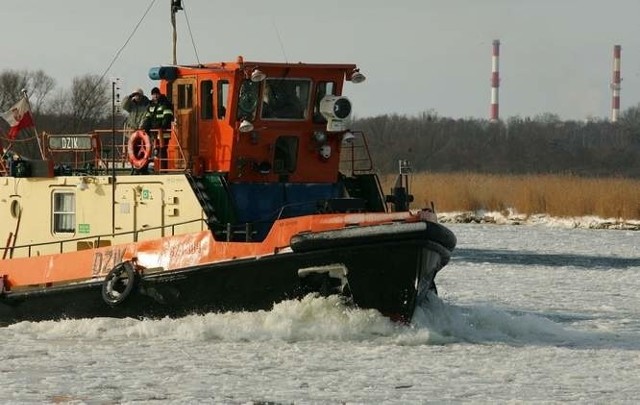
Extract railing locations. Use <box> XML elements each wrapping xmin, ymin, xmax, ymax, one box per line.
<box><xmin>88</xmin><ymin>128</ymin><xmax>188</xmax><ymax>174</ymax></box>
<box><xmin>339</xmin><ymin>130</ymin><xmax>374</xmax><ymax>175</ymax></box>
<box><xmin>147</xmin><ymin>128</ymin><xmax>188</xmax><ymax>173</ymax></box>
<box><xmin>90</xmin><ymin>129</ymin><xmax>132</xmax><ymax>170</ymax></box>
<box><xmin>39</xmin><ymin>130</ymin><xmax>130</xmax><ymax>175</ymax></box>
<box><xmin>1</xmin><ymin>218</ymin><xmax>207</xmax><ymax>259</ymax></box>
<box><xmin>2</xmin><ymin>128</ymin><xmax>191</xmax><ymax>177</ymax></box>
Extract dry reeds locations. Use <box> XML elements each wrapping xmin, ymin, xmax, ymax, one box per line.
<box><xmin>381</xmin><ymin>172</ymin><xmax>640</xmax><ymax>220</ymax></box>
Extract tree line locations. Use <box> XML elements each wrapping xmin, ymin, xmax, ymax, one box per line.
<box><xmin>0</xmin><ymin>69</ymin><xmax>111</xmax><ymax>133</ymax></box>
<box><xmin>353</xmin><ymin>110</ymin><xmax>640</xmax><ymax>178</ymax></box>
<box><xmin>2</xmin><ymin>68</ymin><xmax>640</xmax><ymax>178</ymax></box>
<box><xmin>0</xmin><ymin>69</ymin><xmax>111</xmax><ymax>157</ymax></box>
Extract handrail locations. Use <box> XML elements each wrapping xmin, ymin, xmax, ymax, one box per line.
<box><xmin>275</xmin><ymin>200</ymin><xmax>320</xmax><ymax>221</ymax></box>
<box><xmin>42</xmin><ymin>129</ymin><xmax>129</xmax><ymax>173</ymax></box>
<box><xmin>1</xmin><ymin>218</ymin><xmax>207</xmax><ymax>259</ymax></box>
<box><xmin>339</xmin><ymin>130</ymin><xmax>374</xmax><ymax>175</ymax></box>
<box><xmin>35</xmin><ymin>128</ymin><xmax>190</xmax><ymax>175</ymax></box>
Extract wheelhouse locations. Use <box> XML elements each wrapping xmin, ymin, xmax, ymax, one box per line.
<box><xmin>154</xmin><ymin>57</ymin><xmax>364</xmax><ymax>184</ymax></box>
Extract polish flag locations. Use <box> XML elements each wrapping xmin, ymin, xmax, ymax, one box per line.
<box><xmin>1</xmin><ymin>96</ymin><xmax>34</xmax><ymax>140</ymax></box>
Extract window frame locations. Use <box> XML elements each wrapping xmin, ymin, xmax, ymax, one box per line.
<box><xmin>177</xmin><ymin>83</ymin><xmax>194</xmax><ymax>110</ymax></box>
<box><xmin>217</xmin><ymin>80</ymin><xmax>229</xmax><ymax>119</ymax></box>
<box><xmin>200</xmin><ymin>80</ymin><xmax>214</xmax><ymax>120</ymax></box>
<box><xmin>273</xmin><ymin>135</ymin><xmax>299</xmax><ymax>174</ymax></box>
<box><xmin>260</xmin><ymin>78</ymin><xmax>312</xmax><ymax>121</ymax></box>
<box><xmin>52</xmin><ymin>190</ymin><xmax>76</xmax><ymax>235</ymax></box>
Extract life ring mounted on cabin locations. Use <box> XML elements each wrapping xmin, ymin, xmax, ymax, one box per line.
<box><xmin>127</xmin><ymin>130</ymin><xmax>152</xmax><ymax>169</ymax></box>
<box><xmin>101</xmin><ymin>261</ymin><xmax>139</xmax><ymax>306</ymax></box>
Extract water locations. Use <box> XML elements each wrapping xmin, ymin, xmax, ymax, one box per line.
<box><xmin>1</xmin><ymin>223</ymin><xmax>639</xmax><ymax>403</ymax></box>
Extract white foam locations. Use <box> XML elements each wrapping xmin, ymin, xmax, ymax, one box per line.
<box><xmin>7</xmin><ymin>295</ymin><xmax>405</xmax><ymax>343</ymax></box>
<box><xmin>411</xmin><ymin>293</ymin><xmax>638</xmax><ymax>349</ymax></box>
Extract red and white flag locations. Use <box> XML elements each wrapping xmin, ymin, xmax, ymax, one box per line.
<box><xmin>1</xmin><ymin>96</ymin><xmax>34</xmax><ymax>140</ymax></box>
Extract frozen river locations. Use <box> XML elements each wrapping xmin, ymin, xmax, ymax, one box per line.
<box><xmin>1</xmin><ymin>222</ymin><xmax>639</xmax><ymax>403</ymax></box>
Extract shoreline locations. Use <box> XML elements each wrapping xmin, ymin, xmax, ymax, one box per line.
<box><xmin>438</xmin><ymin>211</ymin><xmax>640</xmax><ymax>231</ymax></box>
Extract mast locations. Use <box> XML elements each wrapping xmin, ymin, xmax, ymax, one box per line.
<box><xmin>171</xmin><ymin>0</ymin><xmax>183</xmax><ymax>65</ymax></box>
<box><xmin>110</xmin><ymin>78</ymin><xmax>120</xmax><ymax>236</ymax></box>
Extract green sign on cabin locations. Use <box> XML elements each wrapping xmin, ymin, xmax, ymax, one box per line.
<box><xmin>78</xmin><ymin>223</ymin><xmax>90</xmax><ymax>234</ymax></box>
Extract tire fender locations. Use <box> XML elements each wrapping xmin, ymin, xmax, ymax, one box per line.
<box><xmin>102</xmin><ymin>261</ymin><xmax>138</xmax><ymax>306</ymax></box>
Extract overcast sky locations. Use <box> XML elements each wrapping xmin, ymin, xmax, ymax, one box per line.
<box><xmin>2</xmin><ymin>0</ymin><xmax>639</xmax><ymax>120</ymax></box>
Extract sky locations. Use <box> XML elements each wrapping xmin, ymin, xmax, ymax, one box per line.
<box><xmin>2</xmin><ymin>0</ymin><xmax>640</xmax><ymax>121</ymax></box>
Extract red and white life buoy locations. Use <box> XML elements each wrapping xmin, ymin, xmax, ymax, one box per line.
<box><xmin>127</xmin><ymin>130</ymin><xmax>152</xmax><ymax>169</ymax></box>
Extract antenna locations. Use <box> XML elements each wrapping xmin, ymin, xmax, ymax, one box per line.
<box><xmin>110</xmin><ymin>76</ymin><xmax>121</xmax><ymax>235</ymax></box>
<box><xmin>272</xmin><ymin>19</ymin><xmax>289</xmax><ymax>63</ymax></box>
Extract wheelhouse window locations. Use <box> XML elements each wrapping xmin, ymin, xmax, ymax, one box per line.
<box><xmin>261</xmin><ymin>79</ymin><xmax>311</xmax><ymax>120</ymax></box>
<box><xmin>313</xmin><ymin>81</ymin><xmax>335</xmax><ymax>123</ymax></box>
<box><xmin>53</xmin><ymin>191</ymin><xmax>76</xmax><ymax>234</ymax></box>
<box><xmin>236</xmin><ymin>79</ymin><xmax>259</xmax><ymax>120</ymax></box>
<box><xmin>217</xmin><ymin>80</ymin><xmax>229</xmax><ymax>119</ymax></box>
<box><xmin>200</xmin><ymin>80</ymin><xmax>214</xmax><ymax>120</ymax></box>
<box><xmin>273</xmin><ymin>136</ymin><xmax>299</xmax><ymax>174</ymax></box>
<box><xmin>177</xmin><ymin>83</ymin><xmax>193</xmax><ymax>109</ymax></box>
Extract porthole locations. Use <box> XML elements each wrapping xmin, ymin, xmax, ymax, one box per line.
<box><xmin>10</xmin><ymin>200</ymin><xmax>20</xmax><ymax>218</ymax></box>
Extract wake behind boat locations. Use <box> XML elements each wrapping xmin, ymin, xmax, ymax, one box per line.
<box><xmin>0</xmin><ymin>2</ymin><xmax>455</xmax><ymax>326</ymax></box>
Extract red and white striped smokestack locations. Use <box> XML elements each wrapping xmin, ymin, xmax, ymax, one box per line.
<box><xmin>490</xmin><ymin>40</ymin><xmax>500</xmax><ymax>122</ymax></box>
<box><xmin>611</xmin><ymin>45</ymin><xmax>621</xmax><ymax>123</ymax></box>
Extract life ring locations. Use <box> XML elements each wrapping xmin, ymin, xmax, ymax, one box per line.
<box><xmin>127</xmin><ymin>130</ymin><xmax>152</xmax><ymax>169</ymax></box>
<box><xmin>102</xmin><ymin>261</ymin><xmax>138</xmax><ymax>306</ymax></box>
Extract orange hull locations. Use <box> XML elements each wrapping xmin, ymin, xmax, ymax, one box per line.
<box><xmin>0</xmin><ymin>214</ymin><xmax>455</xmax><ymax>325</ymax></box>
<box><xmin>1</xmin><ymin>212</ymin><xmax>424</xmax><ymax>290</ymax></box>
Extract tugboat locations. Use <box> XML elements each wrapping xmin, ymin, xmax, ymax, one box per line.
<box><xmin>0</xmin><ymin>4</ymin><xmax>455</xmax><ymax>326</ymax></box>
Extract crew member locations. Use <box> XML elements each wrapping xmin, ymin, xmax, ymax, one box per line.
<box><xmin>142</xmin><ymin>87</ymin><xmax>174</xmax><ymax>133</ymax></box>
<box><xmin>121</xmin><ymin>88</ymin><xmax>149</xmax><ymax>132</ymax></box>
<box><xmin>140</xmin><ymin>87</ymin><xmax>174</xmax><ymax>172</ymax></box>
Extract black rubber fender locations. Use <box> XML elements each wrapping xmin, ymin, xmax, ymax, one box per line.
<box><xmin>290</xmin><ymin>221</ymin><xmax>456</xmax><ymax>253</ymax></box>
<box><xmin>427</xmin><ymin>221</ymin><xmax>457</xmax><ymax>251</ymax></box>
<box><xmin>102</xmin><ymin>261</ymin><xmax>138</xmax><ymax>306</ymax></box>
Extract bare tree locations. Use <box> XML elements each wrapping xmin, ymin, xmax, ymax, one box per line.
<box><xmin>0</xmin><ymin>70</ymin><xmax>29</xmax><ymax>110</ymax></box>
<box><xmin>28</xmin><ymin>70</ymin><xmax>56</xmax><ymax>113</ymax></box>
<box><xmin>67</xmin><ymin>74</ymin><xmax>111</xmax><ymax>132</ymax></box>
<box><xmin>0</xmin><ymin>69</ymin><xmax>56</xmax><ymax>113</ymax></box>
<box><xmin>0</xmin><ymin>70</ymin><xmax>50</xmax><ymax>159</ymax></box>
<box><xmin>619</xmin><ymin>103</ymin><xmax>640</xmax><ymax>136</ymax></box>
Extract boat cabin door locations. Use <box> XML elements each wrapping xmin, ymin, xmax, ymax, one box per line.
<box><xmin>171</xmin><ymin>78</ymin><xmax>197</xmax><ymax>169</ymax></box>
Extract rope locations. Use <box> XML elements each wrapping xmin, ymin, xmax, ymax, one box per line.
<box><xmin>0</xmin><ymin>132</ymin><xmax>40</xmax><ymax>143</ymax></box>
<box><xmin>182</xmin><ymin>1</ymin><xmax>201</xmax><ymax>66</ymax></box>
<box><xmin>83</xmin><ymin>0</ymin><xmax>158</xmax><ymax>101</ymax></box>
<box><xmin>272</xmin><ymin>19</ymin><xmax>289</xmax><ymax>64</ymax></box>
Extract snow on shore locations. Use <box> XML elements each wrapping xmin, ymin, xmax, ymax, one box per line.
<box><xmin>438</xmin><ymin>210</ymin><xmax>640</xmax><ymax>230</ymax></box>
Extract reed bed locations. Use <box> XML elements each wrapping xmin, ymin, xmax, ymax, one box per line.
<box><xmin>381</xmin><ymin>172</ymin><xmax>640</xmax><ymax>220</ymax></box>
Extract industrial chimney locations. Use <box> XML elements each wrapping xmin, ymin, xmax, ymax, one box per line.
<box><xmin>490</xmin><ymin>40</ymin><xmax>500</xmax><ymax>122</ymax></box>
<box><xmin>611</xmin><ymin>45</ymin><xmax>621</xmax><ymax>123</ymax></box>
